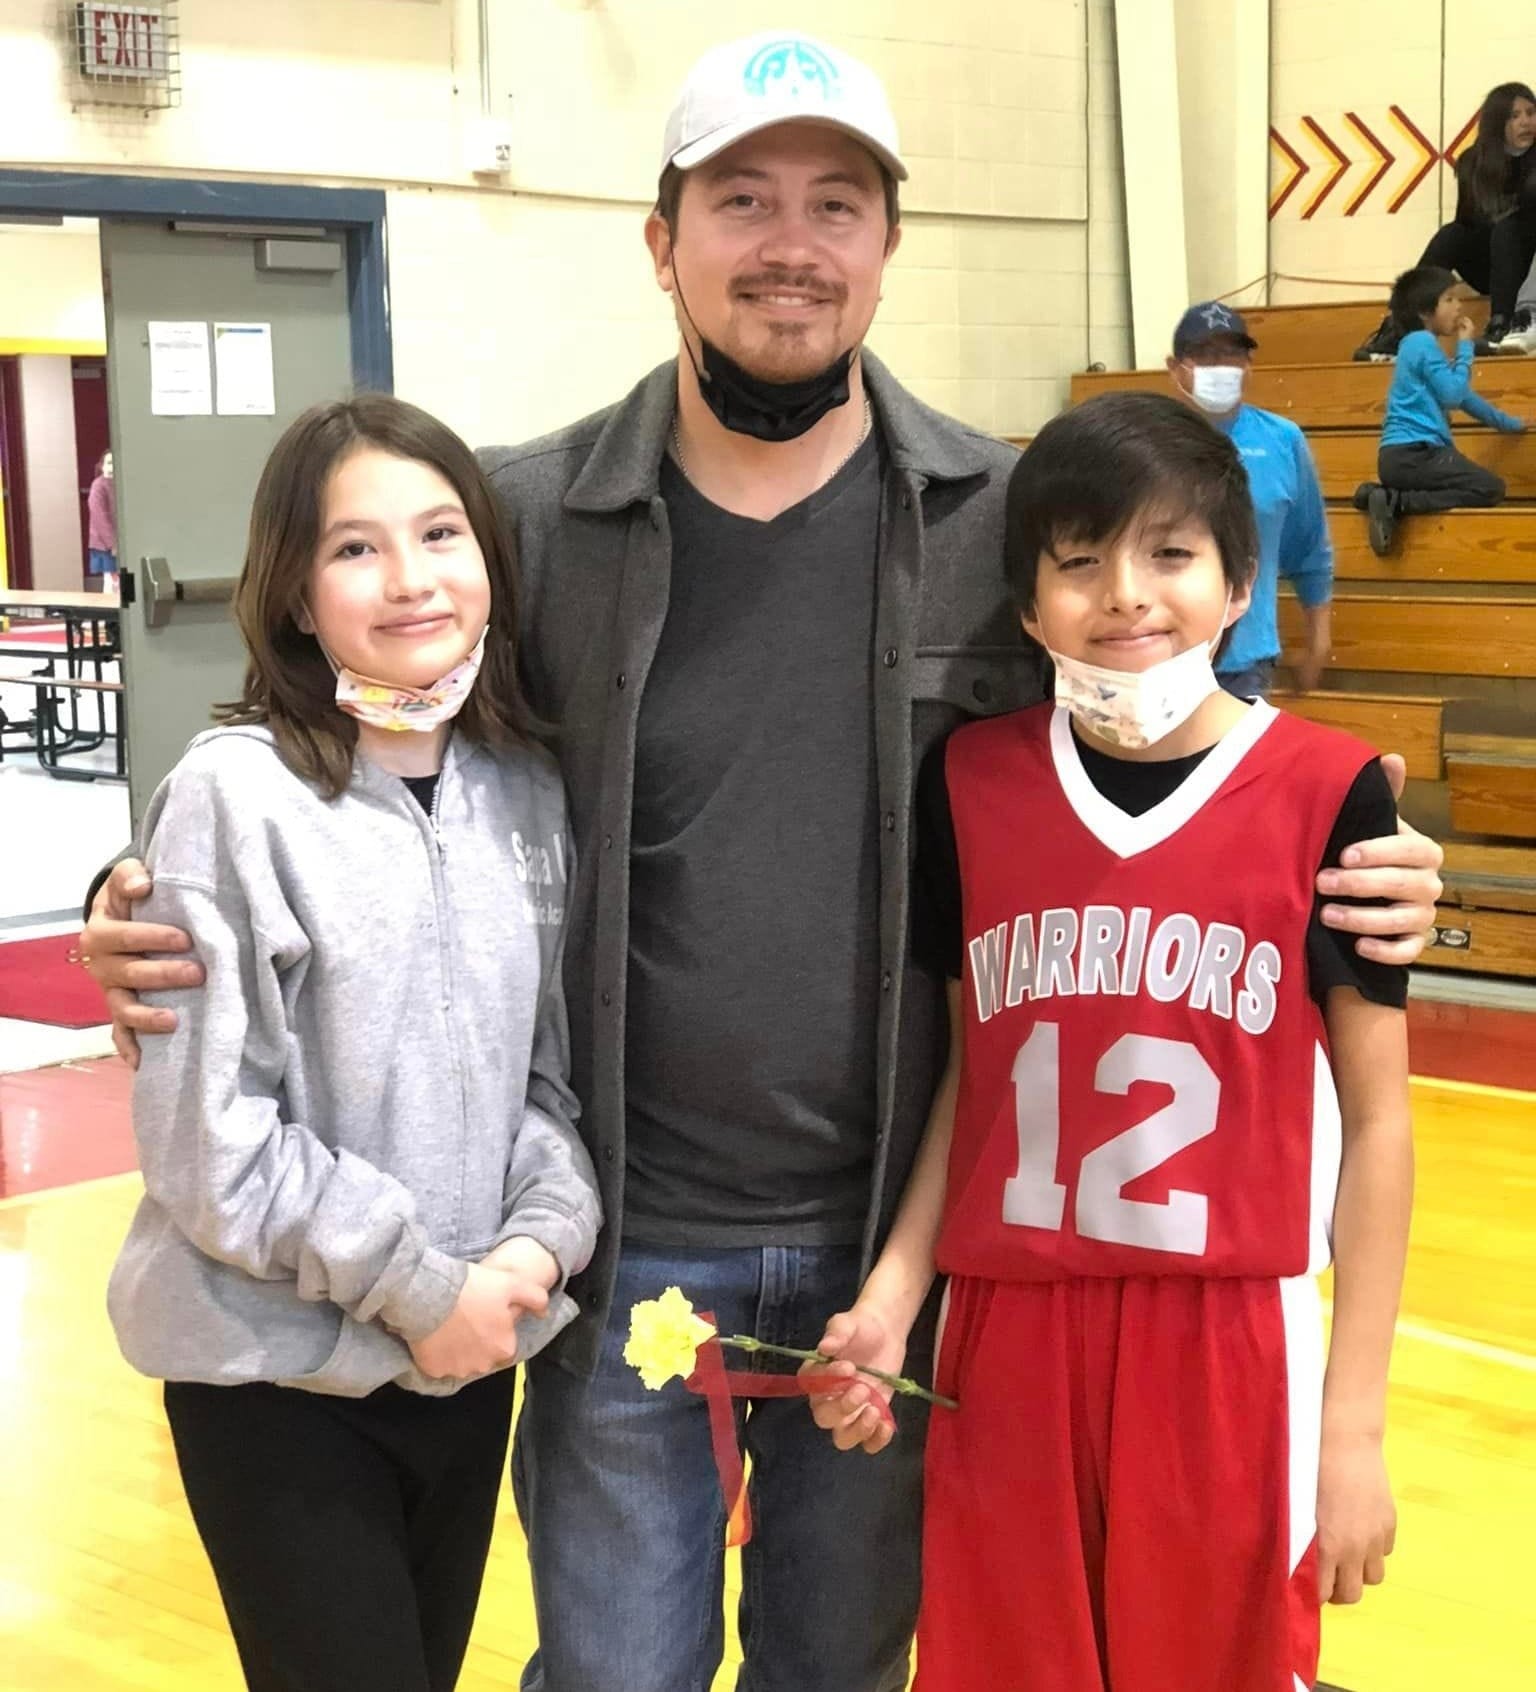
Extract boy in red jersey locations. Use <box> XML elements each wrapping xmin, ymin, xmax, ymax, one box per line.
<box><xmin>809</xmin><ymin>391</ymin><xmax>1413</xmax><ymax>1692</ymax></box>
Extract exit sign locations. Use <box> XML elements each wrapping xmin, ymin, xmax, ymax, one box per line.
<box><xmin>75</xmin><ymin>6</ymin><xmax>169</xmax><ymax>80</ymax></box>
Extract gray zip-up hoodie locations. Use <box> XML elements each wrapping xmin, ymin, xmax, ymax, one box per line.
<box><xmin>107</xmin><ymin>724</ymin><xmax>601</xmax><ymax>1398</ymax></box>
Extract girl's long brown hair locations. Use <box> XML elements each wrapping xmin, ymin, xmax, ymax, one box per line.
<box><xmin>1466</xmin><ymin>82</ymin><xmax>1536</xmax><ymax>222</ymax></box>
<box><xmin>215</xmin><ymin>394</ymin><xmax>536</xmax><ymax>798</ymax></box>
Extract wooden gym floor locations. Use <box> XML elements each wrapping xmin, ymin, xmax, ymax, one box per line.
<box><xmin>1</xmin><ymin>1047</ymin><xmax>1532</xmax><ymax>1689</ymax></box>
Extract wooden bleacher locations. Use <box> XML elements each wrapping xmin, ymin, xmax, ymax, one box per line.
<box><xmin>1238</xmin><ymin>298</ymin><xmax>1490</xmax><ymax>366</ymax></box>
<box><xmin>1074</xmin><ymin>358</ymin><xmax>1535</xmax><ymax>432</ymax></box>
<box><xmin>1329</xmin><ymin>509</ymin><xmax>1536</xmax><ymax>584</ymax></box>
<box><xmin>1273</xmin><ymin>690</ymin><xmax>1443</xmax><ymax>780</ymax></box>
<box><xmin>1306</xmin><ymin>430</ymin><xmax>1536</xmax><ymax>500</ymax></box>
<box><xmin>1065</xmin><ymin>298</ymin><xmax>1536</xmax><ymax>980</ymax></box>
<box><xmin>1278</xmin><ymin>595</ymin><xmax>1536</xmax><ymax>677</ymax></box>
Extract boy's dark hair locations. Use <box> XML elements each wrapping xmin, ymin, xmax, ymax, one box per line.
<box><xmin>215</xmin><ymin>393</ymin><xmax>536</xmax><ymax>800</ymax></box>
<box><xmin>1004</xmin><ymin>392</ymin><xmax>1258</xmax><ymax>615</ymax></box>
<box><xmin>1389</xmin><ymin>265</ymin><xmax>1458</xmax><ymax>335</ymax></box>
<box><xmin>653</xmin><ymin>159</ymin><xmax>902</xmax><ymax>236</ymax></box>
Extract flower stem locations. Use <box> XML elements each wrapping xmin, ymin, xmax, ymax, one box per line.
<box><xmin>719</xmin><ymin>1335</ymin><xmax>959</xmax><ymax>1411</ymax></box>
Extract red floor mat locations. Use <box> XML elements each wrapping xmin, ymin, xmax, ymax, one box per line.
<box><xmin>0</xmin><ymin>934</ymin><xmax>108</xmax><ymax>1028</ymax></box>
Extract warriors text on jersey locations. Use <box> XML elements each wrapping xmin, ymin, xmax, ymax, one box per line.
<box><xmin>935</xmin><ymin>699</ymin><xmax>1377</xmax><ymax>1285</ymax></box>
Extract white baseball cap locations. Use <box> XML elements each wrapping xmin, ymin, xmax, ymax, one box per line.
<box><xmin>661</xmin><ymin>32</ymin><xmax>908</xmax><ymax>183</ymax></box>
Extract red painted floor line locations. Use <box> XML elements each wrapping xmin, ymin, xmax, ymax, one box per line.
<box><xmin>1406</xmin><ymin>1001</ymin><xmax>1536</xmax><ymax>1093</ymax></box>
<box><xmin>0</xmin><ymin>1056</ymin><xmax>136</xmax><ymax>1199</ymax></box>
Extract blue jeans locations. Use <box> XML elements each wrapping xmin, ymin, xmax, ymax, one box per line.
<box><xmin>514</xmin><ymin>1242</ymin><xmax>928</xmax><ymax>1692</ymax></box>
<box><xmin>1217</xmin><ymin>659</ymin><xmax>1275</xmax><ymax>700</ymax></box>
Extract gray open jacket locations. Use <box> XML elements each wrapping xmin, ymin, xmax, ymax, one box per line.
<box><xmin>108</xmin><ymin>725</ymin><xmax>601</xmax><ymax>1397</ymax></box>
<box><xmin>479</xmin><ymin>352</ymin><xmax>1047</xmax><ymax>1377</ymax></box>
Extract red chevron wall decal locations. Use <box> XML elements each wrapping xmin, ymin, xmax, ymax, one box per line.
<box><xmin>1444</xmin><ymin>111</ymin><xmax>1478</xmax><ymax>164</ymax></box>
<box><xmin>1387</xmin><ymin>104</ymin><xmax>1440</xmax><ymax>213</ymax></box>
<box><xmin>1300</xmin><ymin>115</ymin><xmax>1351</xmax><ymax>218</ymax></box>
<box><xmin>1269</xmin><ymin>124</ymin><xmax>1310</xmax><ymax>218</ymax></box>
<box><xmin>1267</xmin><ymin>107</ymin><xmax>1483</xmax><ymax>221</ymax></box>
<box><xmin>1342</xmin><ymin>110</ymin><xmax>1394</xmax><ymax>215</ymax></box>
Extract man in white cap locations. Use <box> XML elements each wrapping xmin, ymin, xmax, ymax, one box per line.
<box><xmin>82</xmin><ymin>29</ymin><xmax>1445</xmax><ymax>1692</ymax></box>
<box><xmin>493</xmin><ymin>36</ymin><xmax>1034</xmax><ymax>1688</ymax></box>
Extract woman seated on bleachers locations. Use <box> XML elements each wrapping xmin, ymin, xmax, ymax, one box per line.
<box><xmin>1355</xmin><ymin>82</ymin><xmax>1536</xmax><ymax>359</ymax></box>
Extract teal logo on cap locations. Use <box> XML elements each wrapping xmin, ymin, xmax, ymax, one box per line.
<box><xmin>742</xmin><ymin>38</ymin><xmax>842</xmax><ymax>103</ymax></box>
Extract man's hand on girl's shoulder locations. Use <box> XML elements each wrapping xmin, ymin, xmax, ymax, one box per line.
<box><xmin>82</xmin><ymin>858</ymin><xmax>204</xmax><ymax>1067</ymax></box>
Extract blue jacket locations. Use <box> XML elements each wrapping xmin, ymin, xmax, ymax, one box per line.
<box><xmin>1380</xmin><ymin>331</ymin><xmax>1523</xmax><ymax>449</ymax></box>
<box><xmin>1214</xmin><ymin>405</ymin><xmax>1334</xmax><ymax>673</ymax></box>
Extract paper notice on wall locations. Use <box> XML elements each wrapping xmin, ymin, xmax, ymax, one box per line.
<box><xmin>148</xmin><ymin>321</ymin><xmax>212</xmax><ymax>416</ymax></box>
<box><xmin>214</xmin><ymin>322</ymin><xmax>276</xmax><ymax>417</ymax></box>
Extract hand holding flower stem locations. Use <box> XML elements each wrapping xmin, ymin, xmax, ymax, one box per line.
<box><xmin>721</xmin><ymin>1333</ymin><xmax>958</xmax><ymax>1409</ymax></box>
<box><xmin>623</xmin><ymin>1287</ymin><xmax>956</xmax><ymax>1409</ymax></box>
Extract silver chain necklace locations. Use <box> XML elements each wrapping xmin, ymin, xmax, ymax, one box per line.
<box><xmin>670</xmin><ymin>395</ymin><xmax>873</xmax><ymax>487</ymax></box>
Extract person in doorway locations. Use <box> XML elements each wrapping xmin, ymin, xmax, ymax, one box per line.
<box><xmin>79</xmin><ymin>34</ymin><xmax>1446</xmax><ymax>1692</ymax></box>
<box><xmin>87</xmin><ymin>450</ymin><xmax>117</xmax><ymax>592</ymax></box>
<box><xmin>1166</xmin><ymin>301</ymin><xmax>1333</xmax><ymax>695</ymax></box>
<box><xmin>1354</xmin><ymin>266</ymin><xmax>1526</xmax><ymax>556</ymax></box>
<box><xmin>106</xmin><ymin>393</ymin><xmax>600</xmax><ymax>1692</ymax></box>
<box><xmin>1354</xmin><ymin>82</ymin><xmax>1536</xmax><ymax>360</ymax></box>
<box><xmin>809</xmin><ymin>393</ymin><xmax>1412</xmax><ymax>1692</ymax></box>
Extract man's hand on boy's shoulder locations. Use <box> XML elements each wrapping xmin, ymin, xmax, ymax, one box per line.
<box><xmin>1313</xmin><ymin>754</ymin><xmax>1443</xmax><ymax>968</ymax></box>
<box><xmin>80</xmin><ymin>859</ymin><xmax>203</xmax><ymax>1068</ymax></box>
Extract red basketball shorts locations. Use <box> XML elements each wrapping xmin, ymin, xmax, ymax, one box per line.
<box><xmin>917</xmin><ymin>1273</ymin><xmax>1323</xmax><ymax>1692</ymax></box>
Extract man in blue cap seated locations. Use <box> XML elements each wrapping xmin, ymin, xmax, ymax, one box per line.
<box><xmin>1166</xmin><ymin>300</ymin><xmax>1334</xmax><ymax>696</ymax></box>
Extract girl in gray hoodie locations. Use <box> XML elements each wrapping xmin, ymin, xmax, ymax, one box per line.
<box><xmin>107</xmin><ymin>394</ymin><xmax>600</xmax><ymax>1692</ymax></box>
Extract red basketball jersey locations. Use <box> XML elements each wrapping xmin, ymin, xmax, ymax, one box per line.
<box><xmin>936</xmin><ymin>700</ymin><xmax>1376</xmax><ymax>1283</ymax></box>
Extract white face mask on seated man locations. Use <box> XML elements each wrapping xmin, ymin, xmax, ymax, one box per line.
<box><xmin>1188</xmin><ymin>364</ymin><xmax>1247</xmax><ymax>415</ymax></box>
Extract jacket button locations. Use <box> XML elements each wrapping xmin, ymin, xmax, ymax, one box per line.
<box><xmin>601</xmin><ymin>990</ymin><xmax>612</xmax><ymax>1007</ymax></box>
<box><xmin>973</xmin><ymin>677</ymin><xmax>993</xmax><ymax>704</ymax></box>
<box><xmin>604</xmin><ymin>1146</ymin><xmax>616</xmax><ymax>1162</ymax></box>
<box><xmin>650</xmin><ymin>511</ymin><xmax>661</xmax><ymax>531</ymax></box>
<box><xmin>882</xmin><ymin>810</ymin><xmax>895</xmax><ymax>831</ymax></box>
<box><xmin>881</xmin><ymin>970</ymin><xmax>894</xmax><ymax>991</ymax></box>
<box><xmin>901</xmin><ymin>491</ymin><xmax>912</xmax><ymax>510</ymax></box>
<box><xmin>605</xmin><ymin>833</ymin><xmax>614</xmax><ymax>850</ymax></box>
<box><xmin>883</xmin><ymin>647</ymin><xmax>898</xmax><ymax>668</ymax></box>
<box><xmin>616</xmin><ymin>672</ymin><xmax>627</xmax><ymax>690</ymax></box>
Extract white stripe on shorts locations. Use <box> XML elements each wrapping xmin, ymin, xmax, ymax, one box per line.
<box><xmin>1280</xmin><ymin>1272</ymin><xmax>1324</xmax><ymax>1576</ymax></box>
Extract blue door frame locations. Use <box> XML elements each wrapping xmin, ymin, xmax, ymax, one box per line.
<box><xmin>0</xmin><ymin>169</ymin><xmax>391</xmax><ymax>390</ymax></box>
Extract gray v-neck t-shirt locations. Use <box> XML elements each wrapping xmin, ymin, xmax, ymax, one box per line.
<box><xmin>622</xmin><ymin>433</ymin><xmax>883</xmax><ymax>1246</ymax></box>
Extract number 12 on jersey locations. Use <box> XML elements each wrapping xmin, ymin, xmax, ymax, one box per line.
<box><xmin>1003</xmin><ymin>1022</ymin><xmax>1220</xmax><ymax>1257</ymax></box>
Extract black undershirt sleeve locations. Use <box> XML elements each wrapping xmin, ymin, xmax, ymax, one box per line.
<box><xmin>910</xmin><ymin>738</ymin><xmax>964</xmax><ymax>981</ymax></box>
<box><xmin>1306</xmin><ymin>759</ymin><xmax>1409</xmax><ymax>1008</ymax></box>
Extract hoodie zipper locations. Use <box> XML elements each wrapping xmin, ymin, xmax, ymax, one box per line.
<box><xmin>418</xmin><ymin>762</ymin><xmax>474</xmax><ymax>1241</ymax></box>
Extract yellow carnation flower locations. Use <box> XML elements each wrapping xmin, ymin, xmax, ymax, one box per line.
<box><xmin>624</xmin><ymin>1286</ymin><xmax>718</xmax><ymax>1391</ymax></box>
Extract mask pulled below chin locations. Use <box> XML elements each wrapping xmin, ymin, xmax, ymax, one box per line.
<box><xmin>331</xmin><ymin>629</ymin><xmax>487</xmax><ymax>734</ymax></box>
<box><xmin>1049</xmin><ymin>637</ymin><xmax>1224</xmax><ymax>751</ymax></box>
<box><xmin>694</xmin><ymin>336</ymin><xmax>854</xmax><ymax>442</ymax></box>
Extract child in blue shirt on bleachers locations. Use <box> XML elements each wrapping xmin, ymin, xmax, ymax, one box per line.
<box><xmin>1358</xmin><ymin>265</ymin><xmax>1527</xmax><ymax>556</ymax></box>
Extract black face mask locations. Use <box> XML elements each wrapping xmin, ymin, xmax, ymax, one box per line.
<box><xmin>694</xmin><ymin>336</ymin><xmax>853</xmax><ymax>442</ymax></box>
<box><xmin>674</xmin><ymin>273</ymin><xmax>855</xmax><ymax>443</ymax></box>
